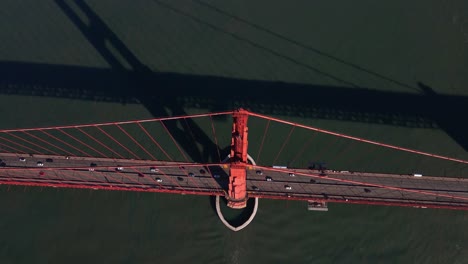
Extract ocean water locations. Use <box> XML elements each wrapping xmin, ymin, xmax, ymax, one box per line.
<box><xmin>1</xmin><ymin>1</ymin><xmax>468</xmax><ymax>263</ymax></box>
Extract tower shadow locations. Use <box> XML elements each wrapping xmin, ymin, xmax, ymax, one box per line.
<box><xmin>54</xmin><ymin>0</ymin><xmax>225</xmax><ymax>163</ymax></box>
<box><xmin>0</xmin><ymin>0</ymin><xmax>466</xmax><ymax>154</ymax></box>
<box><xmin>418</xmin><ymin>82</ymin><xmax>468</xmax><ymax>151</ymax></box>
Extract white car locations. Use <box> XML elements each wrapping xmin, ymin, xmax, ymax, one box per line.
<box><xmin>156</xmin><ymin>178</ymin><xmax>163</xmax><ymax>183</ymax></box>
<box><xmin>19</xmin><ymin>157</ymin><xmax>26</xmax><ymax>162</ymax></box>
<box><xmin>288</xmin><ymin>173</ymin><xmax>295</xmax><ymax>177</ymax></box>
<box><xmin>284</xmin><ymin>185</ymin><xmax>292</xmax><ymax>190</ymax></box>
<box><xmin>150</xmin><ymin>167</ymin><xmax>159</xmax><ymax>173</ymax></box>
<box><xmin>37</xmin><ymin>161</ymin><xmax>44</xmax><ymax>167</ymax></box>
<box><xmin>116</xmin><ymin>166</ymin><xmax>124</xmax><ymax>171</ymax></box>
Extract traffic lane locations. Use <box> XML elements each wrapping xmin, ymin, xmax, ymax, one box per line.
<box><xmin>246</xmin><ymin>169</ymin><xmax>468</xmax><ymax>193</ymax></box>
<box><xmin>4</xmin><ymin>153</ymin><xmax>467</xmax><ymax>193</ymax></box>
<box><xmin>0</xmin><ymin>154</ymin><xmax>184</xmax><ymax>170</ymax></box>
<box><xmin>245</xmin><ymin>178</ymin><xmax>468</xmax><ymax>204</ymax></box>
<box><xmin>0</xmin><ymin>176</ymin><xmax>224</xmax><ymax>195</ymax></box>
<box><xmin>0</xmin><ymin>167</ymin><xmax>228</xmax><ymax>191</ymax></box>
<box><xmin>3</xmin><ymin>152</ymin><xmax>468</xmax><ymax>203</ymax></box>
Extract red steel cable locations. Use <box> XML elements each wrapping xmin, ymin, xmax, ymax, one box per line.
<box><xmin>289</xmin><ymin>132</ymin><xmax>317</xmax><ymax>167</ymax></box>
<box><xmin>7</xmin><ymin>133</ymin><xmax>58</xmax><ymax>155</ymax></box>
<box><xmin>0</xmin><ymin>161</ymin><xmax>104</xmax><ymax>186</ymax></box>
<box><xmin>136</xmin><ymin>122</ymin><xmax>173</xmax><ymax>161</ymax></box>
<box><xmin>58</xmin><ymin>129</ymin><xmax>106</xmax><ymax>157</ymax></box>
<box><xmin>48</xmin><ymin>128</ymin><xmax>157</xmax><ymax>187</ymax></box>
<box><xmin>160</xmin><ymin>120</ymin><xmax>189</xmax><ymax>162</ymax></box>
<box><xmin>209</xmin><ymin>116</ymin><xmax>221</xmax><ymax>163</ymax></box>
<box><xmin>11</xmin><ymin>133</ymin><xmax>110</xmax><ymax>185</ymax></box>
<box><xmin>272</xmin><ymin>126</ymin><xmax>295</xmax><ymax>165</ymax></box>
<box><xmin>258</xmin><ymin>166</ymin><xmax>468</xmax><ymax>202</ymax></box>
<box><xmin>0</xmin><ymin>163</ymin><xmax>224</xmax><ymax>172</ymax></box>
<box><xmin>40</xmin><ymin>130</ymin><xmax>92</xmax><ymax>157</ymax></box>
<box><xmin>247</xmin><ymin>111</ymin><xmax>468</xmax><ymax>164</ymax></box>
<box><xmin>73</xmin><ymin>128</ymin><xmax>172</xmax><ymax>189</ymax></box>
<box><xmin>0</xmin><ymin>135</ymin><xmax>49</xmax><ymax>154</ymax></box>
<box><xmin>256</xmin><ymin>119</ymin><xmax>270</xmax><ymax>163</ymax></box>
<box><xmin>0</xmin><ymin>140</ymin><xmax>28</xmax><ymax>154</ymax></box>
<box><xmin>23</xmin><ymin>131</ymin><xmax>75</xmax><ymax>157</ymax></box>
<box><xmin>174</xmin><ymin>119</ymin><xmax>213</xmax><ymax>192</ymax></box>
<box><xmin>76</xmin><ymin>127</ymin><xmax>125</xmax><ymax>159</ymax></box>
<box><xmin>318</xmin><ymin>133</ymin><xmax>339</xmax><ymax>161</ymax></box>
<box><xmin>116</xmin><ymin>124</ymin><xmax>157</xmax><ymax>160</ymax></box>
<box><xmin>250</xmin><ymin>193</ymin><xmax>468</xmax><ymax>211</ymax></box>
<box><xmin>82</xmin><ymin>124</ymin><xmax>202</xmax><ymax>195</ymax></box>
<box><xmin>75</xmin><ymin>129</ymin><xmax>190</xmax><ymax>192</ymax></box>
<box><xmin>0</xmin><ymin>111</ymin><xmax>235</xmax><ymax>133</ymax></box>
<box><xmin>332</xmin><ymin>138</ymin><xmax>354</xmax><ymax>163</ymax></box>
<box><xmin>0</xmin><ymin>180</ymin><xmax>222</xmax><ymax>197</ymax></box>
<box><xmin>94</xmin><ymin>126</ymin><xmax>140</xmax><ymax>159</ymax></box>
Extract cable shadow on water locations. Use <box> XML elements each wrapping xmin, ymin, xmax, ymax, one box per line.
<box><xmin>55</xmin><ymin>0</ymin><xmax>223</xmax><ymax>163</ymax></box>
<box><xmin>3</xmin><ymin>61</ymin><xmax>468</xmax><ymax>151</ymax></box>
<box><xmin>190</xmin><ymin>0</ymin><xmax>420</xmax><ymax>93</ymax></box>
<box><xmin>417</xmin><ymin>82</ymin><xmax>468</xmax><ymax>153</ymax></box>
<box><xmin>56</xmin><ymin>0</ymin><xmax>151</xmax><ymax>75</ymax></box>
<box><xmin>151</xmin><ymin>0</ymin><xmax>358</xmax><ymax>88</ymax></box>
<box><xmin>1</xmin><ymin>0</ymin><xmax>467</xmax><ymax>154</ymax></box>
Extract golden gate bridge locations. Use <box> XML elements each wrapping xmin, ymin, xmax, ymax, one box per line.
<box><xmin>0</xmin><ymin>109</ymin><xmax>467</xmax><ymax>231</ymax></box>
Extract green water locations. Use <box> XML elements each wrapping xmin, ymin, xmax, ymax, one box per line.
<box><xmin>1</xmin><ymin>0</ymin><xmax>468</xmax><ymax>263</ymax></box>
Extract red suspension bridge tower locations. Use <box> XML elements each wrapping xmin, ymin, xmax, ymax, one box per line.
<box><xmin>227</xmin><ymin>108</ymin><xmax>249</xmax><ymax>208</ymax></box>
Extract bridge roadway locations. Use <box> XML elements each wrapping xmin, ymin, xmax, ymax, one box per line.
<box><xmin>1</xmin><ymin>153</ymin><xmax>468</xmax><ymax>210</ymax></box>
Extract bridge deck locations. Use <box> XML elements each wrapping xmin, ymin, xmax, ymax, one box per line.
<box><xmin>1</xmin><ymin>153</ymin><xmax>468</xmax><ymax>210</ymax></box>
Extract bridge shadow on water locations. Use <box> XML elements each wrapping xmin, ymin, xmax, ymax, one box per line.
<box><xmin>1</xmin><ymin>0</ymin><xmax>468</xmax><ymax>162</ymax></box>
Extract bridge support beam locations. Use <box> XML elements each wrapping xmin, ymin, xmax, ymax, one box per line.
<box><xmin>227</xmin><ymin>108</ymin><xmax>249</xmax><ymax>209</ymax></box>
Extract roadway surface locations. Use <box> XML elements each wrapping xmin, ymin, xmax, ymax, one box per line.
<box><xmin>1</xmin><ymin>153</ymin><xmax>468</xmax><ymax>209</ymax></box>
